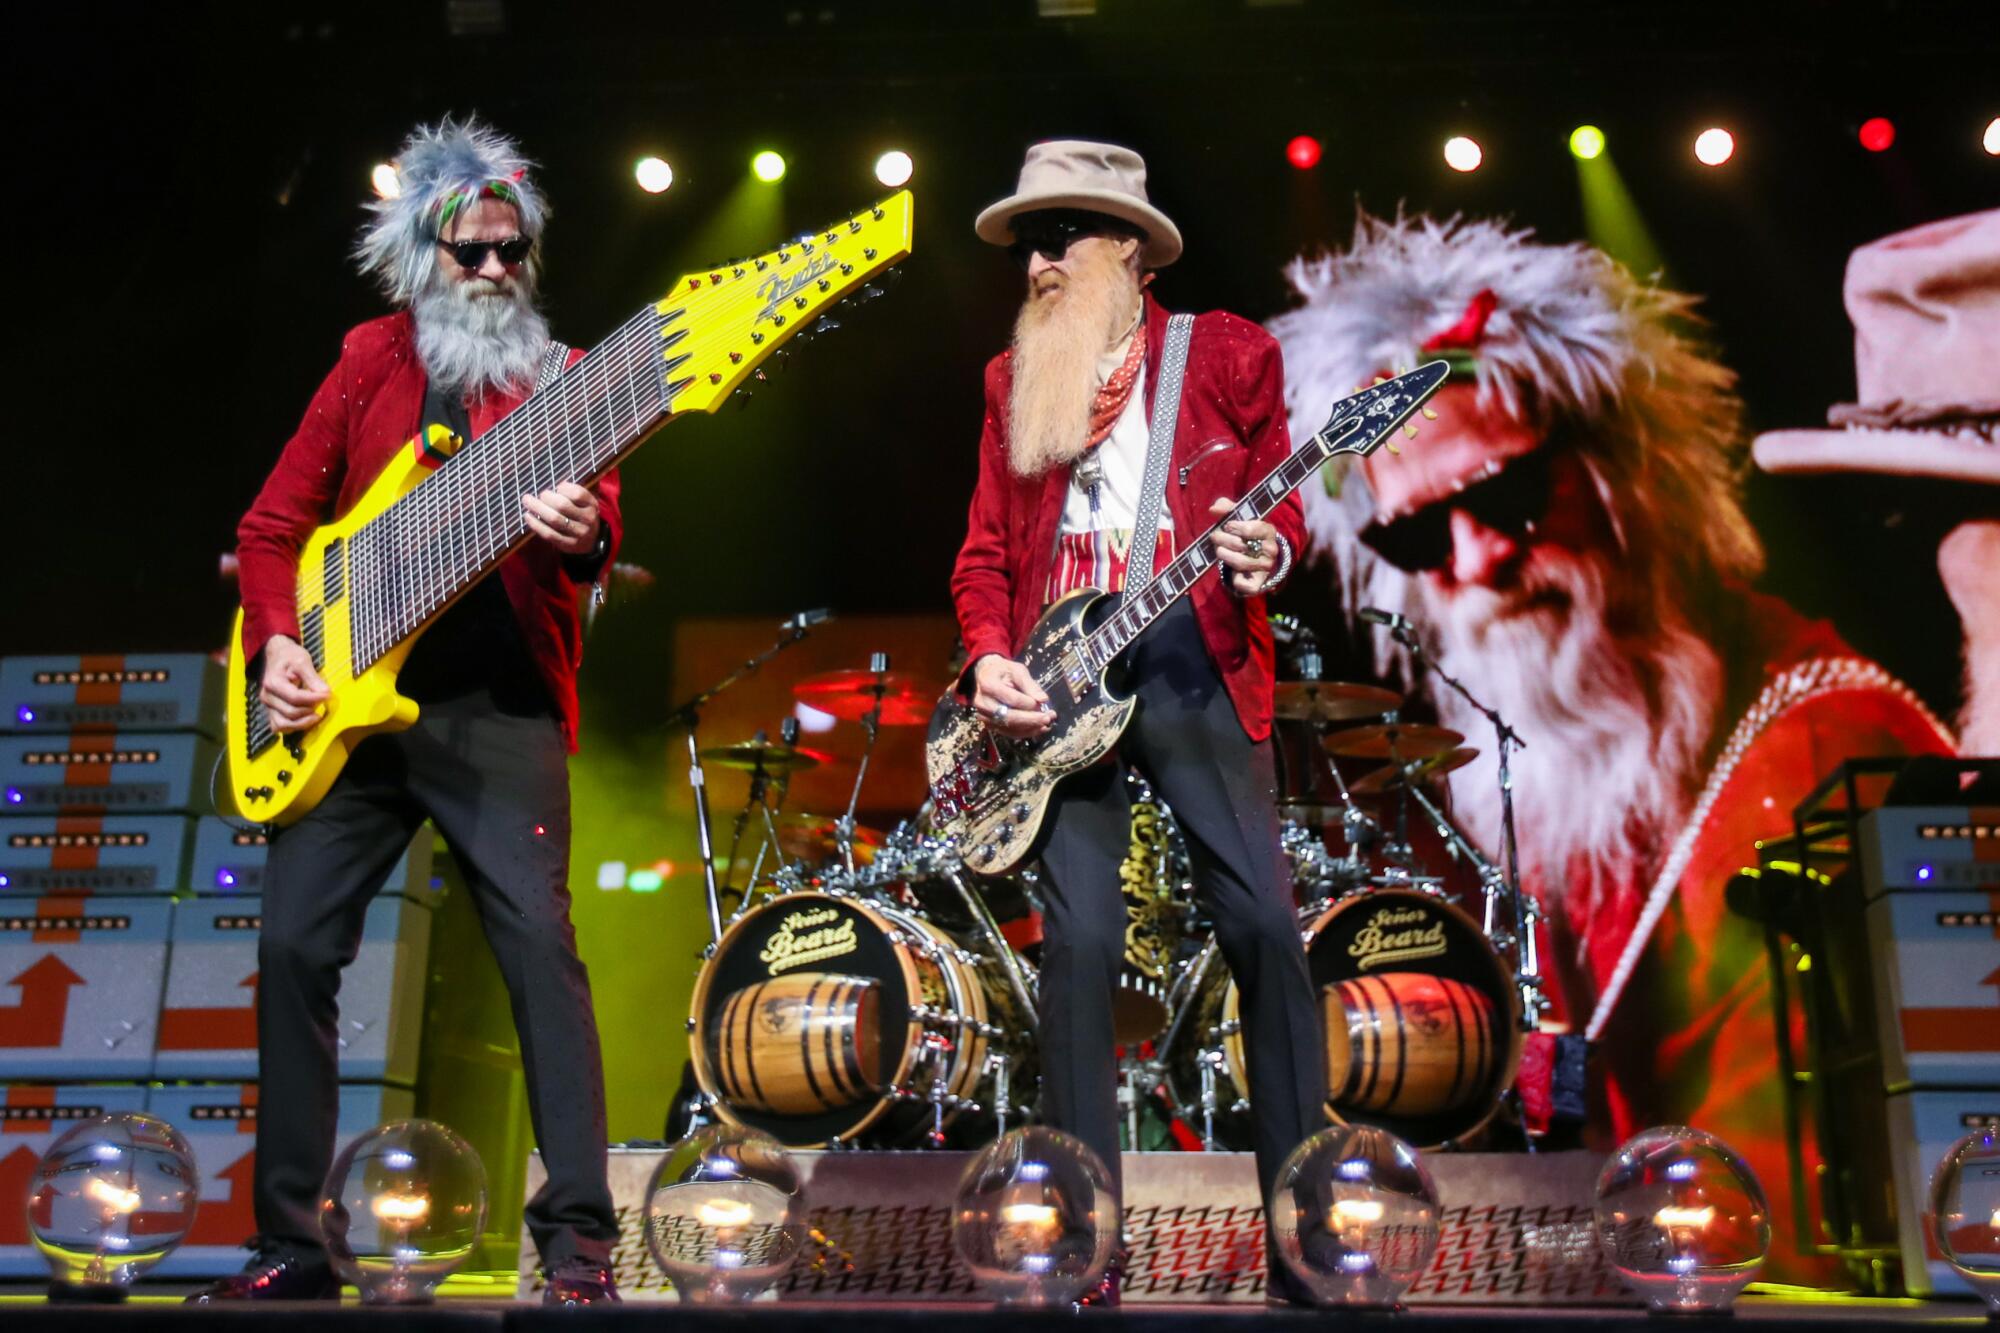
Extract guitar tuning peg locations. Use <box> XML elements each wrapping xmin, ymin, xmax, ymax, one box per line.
<box><xmin>862</xmin><ymin>284</ymin><xmax>884</xmax><ymax>300</ymax></box>
<box><xmin>815</xmin><ymin>316</ymin><xmax>841</xmax><ymax>334</ymax></box>
<box><xmin>1403</xmin><ymin>422</ymin><xmax>1419</xmax><ymax>439</ymax></box>
<box><xmin>1421</xmin><ymin>407</ymin><xmax>1439</xmax><ymax>420</ymax></box>
<box><xmin>1386</xmin><ymin>442</ymin><xmax>1402</xmax><ymax>455</ymax></box>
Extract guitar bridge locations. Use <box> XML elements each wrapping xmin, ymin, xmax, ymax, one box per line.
<box><xmin>1060</xmin><ymin>648</ymin><xmax>1094</xmax><ymax>703</ymax></box>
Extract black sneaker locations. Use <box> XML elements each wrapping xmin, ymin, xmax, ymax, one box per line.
<box><xmin>186</xmin><ymin>1240</ymin><xmax>338</xmax><ymax>1303</ymax></box>
<box><xmin>543</xmin><ymin>1257</ymin><xmax>621</xmax><ymax>1306</ymax></box>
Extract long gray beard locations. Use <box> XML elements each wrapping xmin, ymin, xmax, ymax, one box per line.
<box><xmin>1424</xmin><ymin>550</ymin><xmax>1722</xmax><ymax>927</ymax></box>
<box><xmin>1006</xmin><ymin>247</ymin><xmax>1137</xmax><ymax>477</ymax></box>
<box><xmin>412</xmin><ymin>273</ymin><xmax>549</xmax><ymax>401</ymax></box>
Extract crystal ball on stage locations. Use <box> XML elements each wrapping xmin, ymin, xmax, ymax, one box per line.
<box><xmin>28</xmin><ymin>1112</ymin><xmax>200</xmax><ymax>1296</ymax></box>
<box><xmin>319</xmin><ymin>1119</ymin><xmax>487</xmax><ymax>1305</ymax></box>
<box><xmin>1593</xmin><ymin>1125</ymin><xmax>1770</xmax><ymax>1314</ymax></box>
<box><xmin>1928</xmin><ymin>1126</ymin><xmax>2000</xmax><ymax>1312</ymax></box>
<box><xmin>950</xmin><ymin>1126</ymin><xmax>1117</xmax><ymax>1307</ymax></box>
<box><xmin>1269</xmin><ymin>1123</ymin><xmax>1442</xmax><ymax>1308</ymax></box>
<box><xmin>643</xmin><ymin>1125</ymin><xmax>808</xmax><ymax>1302</ymax></box>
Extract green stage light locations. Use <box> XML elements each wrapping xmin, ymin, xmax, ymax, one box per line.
<box><xmin>626</xmin><ymin>867</ymin><xmax>664</xmax><ymax>892</ymax></box>
<box><xmin>752</xmin><ymin>150</ymin><xmax>787</xmax><ymax>183</ymax></box>
<box><xmin>1569</xmin><ymin>125</ymin><xmax>1606</xmax><ymax>161</ymax></box>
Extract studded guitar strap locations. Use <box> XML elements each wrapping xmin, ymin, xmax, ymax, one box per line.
<box><xmin>1123</xmin><ymin>313</ymin><xmax>1194</xmax><ymax>597</ymax></box>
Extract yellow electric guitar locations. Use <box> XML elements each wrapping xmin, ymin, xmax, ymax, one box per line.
<box><xmin>225</xmin><ymin>191</ymin><xmax>915</xmax><ymax>824</ymax></box>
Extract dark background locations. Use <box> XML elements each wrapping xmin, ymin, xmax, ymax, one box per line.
<box><xmin>9</xmin><ymin>0</ymin><xmax>1998</xmax><ymax>737</ymax></box>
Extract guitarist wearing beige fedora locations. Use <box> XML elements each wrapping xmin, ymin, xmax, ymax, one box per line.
<box><xmin>950</xmin><ymin>139</ymin><xmax>1326</xmax><ymax>1307</ymax></box>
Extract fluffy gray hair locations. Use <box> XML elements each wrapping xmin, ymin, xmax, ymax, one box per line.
<box><xmin>1266</xmin><ymin>210</ymin><xmax>1760</xmax><ymax>678</ymax></box>
<box><xmin>355</xmin><ymin>115</ymin><xmax>549</xmax><ymax>306</ymax></box>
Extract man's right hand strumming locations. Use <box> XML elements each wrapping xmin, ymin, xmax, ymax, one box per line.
<box><xmin>260</xmin><ymin>634</ymin><xmax>331</xmax><ymax>732</ymax></box>
<box><xmin>972</xmin><ymin>655</ymin><xmax>1055</xmax><ymax>738</ymax></box>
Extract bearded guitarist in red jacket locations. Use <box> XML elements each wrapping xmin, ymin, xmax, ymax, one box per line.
<box><xmin>196</xmin><ymin>119</ymin><xmax>621</xmax><ymax>1306</ymax></box>
<box><xmin>952</xmin><ymin>142</ymin><xmax>1326</xmax><ymax>1307</ymax></box>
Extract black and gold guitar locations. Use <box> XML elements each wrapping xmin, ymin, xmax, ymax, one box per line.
<box><xmin>924</xmin><ymin>360</ymin><xmax>1449</xmax><ymax>876</ymax></box>
<box><xmin>226</xmin><ymin>192</ymin><xmax>914</xmax><ymax>824</ymax></box>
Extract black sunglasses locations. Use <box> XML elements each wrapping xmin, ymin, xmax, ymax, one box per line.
<box><xmin>1008</xmin><ymin>210</ymin><xmax>1142</xmax><ymax>270</ymax></box>
<box><xmin>436</xmin><ymin>235</ymin><xmax>533</xmax><ymax>269</ymax></box>
<box><xmin>1358</xmin><ymin>448</ymin><xmax>1555</xmax><ymax>574</ymax></box>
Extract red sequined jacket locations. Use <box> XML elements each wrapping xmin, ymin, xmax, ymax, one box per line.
<box><xmin>950</xmin><ymin>294</ymin><xmax>1304</xmax><ymax>742</ymax></box>
<box><xmin>235</xmin><ymin>312</ymin><xmax>621</xmax><ymax>751</ymax></box>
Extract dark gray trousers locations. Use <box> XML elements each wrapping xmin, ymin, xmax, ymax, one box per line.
<box><xmin>254</xmin><ymin>695</ymin><xmax>616</xmax><ymax>1269</ymax></box>
<box><xmin>1037</xmin><ymin>600</ymin><xmax>1327</xmax><ymax>1212</ymax></box>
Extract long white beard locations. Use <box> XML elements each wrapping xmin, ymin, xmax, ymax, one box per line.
<box><xmin>1006</xmin><ymin>246</ymin><xmax>1137</xmax><ymax>477</ymax></box>
<box><xmin>1423</xmin><ymin>550</ymin><xmax>1723</xmax><ymax>923</ymax></box>
<box><xmin>412</xmin><ymin>271</ymin><xmax>549</xmax><ymax>401</ymax></box>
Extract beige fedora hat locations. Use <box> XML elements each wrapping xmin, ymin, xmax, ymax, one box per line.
<box><xmin>975</xmin><ymin>139</ymin><xmax>1183</xmax><ymax>268</ymax></box>
<box><xmin>1753</xmin><ymin>208</ymin><xmax>2000</xmax><ymax>486</ymax></box>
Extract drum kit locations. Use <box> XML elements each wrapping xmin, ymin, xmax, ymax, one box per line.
<box><xmin>673</xmin><ymin>612</ymin><xmax>1550</xmax><ymax>1156</ymax></box>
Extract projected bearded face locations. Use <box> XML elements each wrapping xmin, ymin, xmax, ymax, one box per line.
<box><xmin>1359</xmin><ymin>384</ymin><xmax>1616</xmax><ymax>622</ymax></box>
<box><xmin>1360</xmin><ymin>382</ymin><xmax>1725</xmax><ymax>925</ymax></box>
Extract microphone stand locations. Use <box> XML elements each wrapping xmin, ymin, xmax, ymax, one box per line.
<box><xmin>1385</xmin><ymin>620</ymin><xmax>1543</xmax><ymax>1026</ymax></box>
<box><xmin>666</xmin><ymin>620</ymin><xmax>820</xmax><ymax>949</ymax></box>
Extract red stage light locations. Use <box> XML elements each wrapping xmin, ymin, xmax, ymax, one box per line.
<box><xmin>1287</xmin><ymin>135</ymin><xmax>1322</xmax><ymax>170</ymax></box>
<box><xmin>1859</xmin><ymin>117</ymin><xmax>1895</xmax><ymax>152</ymax></box>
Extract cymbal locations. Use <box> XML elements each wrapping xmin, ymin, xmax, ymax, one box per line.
<box><xmin>1271</xmin><ymin>680</ymin><xmax>1402</xmax><ymax>724</ymax></box>
<box><xmin>698</xmin><ymin>740</ymin><xmax>831</xmax><ymax>773</ymax></box>
<box><xmin>1324</xmin><ymin>722</ymin><xmax>1466</xmax><ymax>761</ymax></box>
<box><xmin>771</xmin><ymin>813</ymin><xmax>883</xmax><ymax>865</ymax></box>
<box><xmin>1348</xmin><ymin>746</ymin><xmax>1480</xmax><ymax>796</ymax></box>
<box><xmin>793</xmin><ymin>669</ymin><xmax>941</xmax><ymax>726</ymax></box>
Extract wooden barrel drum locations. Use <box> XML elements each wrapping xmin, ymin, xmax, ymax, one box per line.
<box><xmin>708</xmin><ymin>973</ymin><xmax>882</xmax><ymax>1116</ymax></box>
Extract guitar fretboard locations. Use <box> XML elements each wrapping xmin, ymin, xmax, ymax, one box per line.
<box><xmin>338</xmin><ymin>305</ymin><xmax>683</xmax><ymax>674</ymax></box>
<box><xmin>1069</xmin><ymin>419</ymin><xmax>1358</xmax><ymax>679</ymax></box>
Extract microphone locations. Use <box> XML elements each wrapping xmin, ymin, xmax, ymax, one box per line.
<box><xmin>780</xmin><ymin>608</ymin><xmax>834</xmax><ymax>633</ymax></box>
<box><xmin>1357</xmin><ymin>607</ymin><xmax>1412</xmax><ymax>631</ymax></box>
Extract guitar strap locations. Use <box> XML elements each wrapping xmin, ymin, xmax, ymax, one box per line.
<box><xmin>1123</xmin><ymin>313</ymin><xmax>1194</xmax><ymax>596</ymax></box>
<box><xmin>536</xmin><ymin>339</ymin><xmax>571</xmax><ymax>391</ymax></box>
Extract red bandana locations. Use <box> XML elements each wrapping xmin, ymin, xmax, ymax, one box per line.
<box><xmin>1083</xmin><ymin>329</ymin><xmax>1148</xmax><ymax>452</ymax></box>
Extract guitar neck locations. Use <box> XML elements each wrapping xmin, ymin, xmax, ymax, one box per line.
<box><xmin>1076</xmin><ymin>420</ymin><xmax>1357</xmax><ymax>672</ymax></box>
<box><xmin>345</xmin><ymin>304</ymin><xmax>684</xmax><ymax>671</ymax></box>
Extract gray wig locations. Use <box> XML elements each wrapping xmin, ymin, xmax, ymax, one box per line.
<box><xmin>1266</xmin><ymin>210</ymin><xmax>1760</xmax><ymax>675</ymax></box>
<box><xmin>355</xmin><ymin>115</ymin><xmax>549</xmax><ymax>305</ymax></box>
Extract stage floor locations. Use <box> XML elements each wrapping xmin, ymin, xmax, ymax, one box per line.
<box><xmin>0</xmin><ymin>1290</ymin><xmax>1984</xmax><ymax>1329</ymax></box>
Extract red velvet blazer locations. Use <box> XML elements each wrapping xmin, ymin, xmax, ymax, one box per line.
<box><xmin>950</xmin><ymin>294</ymin><xmax>1304</xmax><ymax>742</ymax></box>
<box><xmin>235</xmin><ymin>312</ymin><xmax>622</xmax><ymax>750</ymax></box>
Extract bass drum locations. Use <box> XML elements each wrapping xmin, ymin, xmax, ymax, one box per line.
<box><xmin>1182</xmin><ymin>887</ymin><xmax>1521</xmax><ymax>1149</ymax></box>
<box><xmin>690</xmin><ymin>891</ymin><xmax>1028</xmax><ymax>1147</ymax></box>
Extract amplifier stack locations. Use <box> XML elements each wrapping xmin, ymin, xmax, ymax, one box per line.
<box><xmin>0</xmin><ymin>650</ymin><xmax>434</xmax><ymax>1277</ymax></box>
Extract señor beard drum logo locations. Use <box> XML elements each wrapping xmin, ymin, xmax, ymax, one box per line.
<box><xmin>758</xmin><ymin>907</ymin><xmax>860</xmax><ymax>974</ymax></box>
<box><xmin>1347</xmin><ymin>904</ymin><xmax>1449</xmax><ymax>970</ymax></box>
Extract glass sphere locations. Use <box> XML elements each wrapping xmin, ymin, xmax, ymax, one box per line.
<box><xmin>643</xmin><ymin>1125</ymin><xmax>807</xmax><ymax>1303</ymax></box>
<box><xmin>1269</xmin><ymin>1124</ymin><xmax>1441</xmax><ymax>1308</ymax></box>
<box><xmin>28</xmin><ymin>1113</ymin><xmax>199</xmax><ymax>1292</ymax></box>
<box><xmin>1928</xmin><ymin>1127</ymin><xmax>2000</xmax><ymax>1312</ymax></box>
<box><xmin>319</xmin><ymin>1119</ymin><xmax>487</xmax><ymax>1305</ymax></box>
<box><xmin>1594</xmin><ymin>1125</ymin><xmax>1770</xmax><ymax>1313</ymax></box>
<box><xmin>950</xmin><ymin>1126</ymin><xmax>1117</xmax><ymax>1307</ymax></box>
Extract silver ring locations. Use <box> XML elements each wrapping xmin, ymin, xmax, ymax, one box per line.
<box><xmin>994</xmin><ymin>703</ymin><xmax>1010</xmax><ymax>724</ymax></box>
<box><xmin>1245</xmin><ymin>536</ymin><xmax>1264</xmax><ymax>558</ymax></box>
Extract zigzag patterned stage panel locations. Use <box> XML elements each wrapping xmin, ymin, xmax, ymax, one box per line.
<box><xmin>517</xmin><ymin>1147</ymin><xmax>1628</xmax><ymax>1304</ymax></box>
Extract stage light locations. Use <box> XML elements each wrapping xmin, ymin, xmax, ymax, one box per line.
<box><xmin>1694</xmin><ymin>128</ymin><xmax>1735</xmax><ymax>166</ymax></box>
<box><xmin>1443</xmin><ymin>136</ymin><xmax>1483</xmax><ymax>173</ymax></box>
<box><xmin>1858</xmin><ymin>117</ymin><xmax>1895</xmax><ymax>152</ymax></box>
<box><xmin>1985</xmin><ymin>117</ymin><xmax>2000</xmax><ymax>156</ymax></box>
<box><xmin>1286</xmin><ymin>135</ymin><xmax>1322</xmax><ymax>170</ymax></box>
<box><xmin>635</xmin><ymin>156</ymin><xmax>674</xmax><ymax>193</ymax></box>
<box><xmin>752</xmin><ymin>150</ymin><xmax>787</xmax><ymax>183</ymax></box>
<box><xmin>875</xmin><ymin>150</ymin><xmax>914</xmax><ymax>188</ymax></box>
<box><xmin>1569</xmin><ymin>125</ymin><xmax>1606</xmax><ymax>161</ymax></box>
<box><xmin>370</xmin><ymin>163</ymin><xmax>401</xmax><ymax>200</ymax></box>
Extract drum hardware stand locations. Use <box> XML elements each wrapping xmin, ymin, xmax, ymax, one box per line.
<box><xmin>942</xmin><ymin>863</ymin><xmax>1041</xmax><ymax>1038</ymax></box>
<box><xmin>835</xmin><ymin>651</ymin><xmax>891</xmax><ymax>874</ymax></box>
<box><xmin>986</xmin><ymin>1050</ymin><xmax>1014</xmax><ymax>1136</ymax></box>
<box><xmin>1195</xmin><ymin>1047</ymin><xmax>1227</xmax><ymax>1150</ymax></box>
<box><xmin>1379</xmin><ymin>619</ymin><xmax>1545</xmax><ymax>1025</ymax></box>
<box><xmin>667</xmin><ymin>614</ymin><xmax>825</xmax><ymax>946</ymax></box>
<box><xmin>1118</xmin><ymin>1051</ymin><xmax>1170</xmax><ymax>1149</ymax></box>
